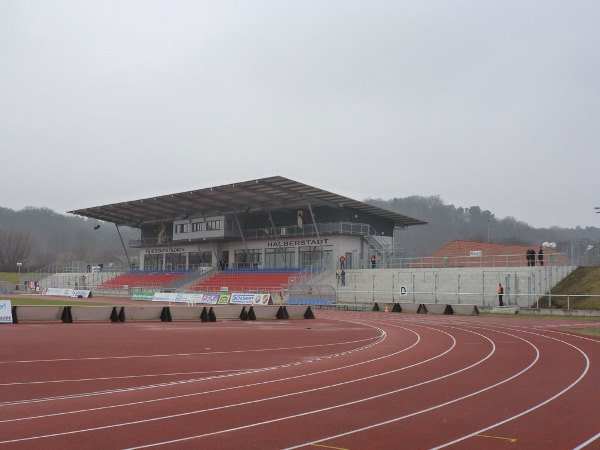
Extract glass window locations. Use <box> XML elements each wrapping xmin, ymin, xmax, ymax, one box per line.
<box><xmin>265</xmin><ymin>248</ymin><xmax>295</xmax><ymax>268</ymax></box>
<box><xmin>299</xmin><ymin>246</ymin><xmax>332</xmax><ymax>269</ymax></box>
<box><xmin>144</xmin><ymin>254</ymin><xmax>163</xmax><ymax>271</ymax></box>
<box><xmin>234</xmin><ymin>249</ymin><xmax>261</xmax><ymax>269</ymax></box>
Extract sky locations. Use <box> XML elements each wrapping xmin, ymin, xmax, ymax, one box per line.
<box><xmin>1</xmin><ymin>0</ymin><xmax>599</xmax><ymax>229</ymax></box>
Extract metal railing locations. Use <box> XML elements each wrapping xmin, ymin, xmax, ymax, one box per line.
<box><xmin>396</xmin><ymin>252</ymin><xmax>568</xmax><ymax>269</ymax></box>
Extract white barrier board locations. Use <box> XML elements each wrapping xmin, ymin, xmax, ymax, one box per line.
<box><xmin>45</xmin><ymin>288</ymin><xmax>92</xmax><ymax>298</ymax></box>
<box><xmin>0</xmin><ymin>300</ymin><xmax>13</xmax><ymax>324</ymax></box>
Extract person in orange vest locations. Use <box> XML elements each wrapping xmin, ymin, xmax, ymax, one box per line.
<box><xmin>339</xmin><ymin>255</ymin><xmax>346</xmax><ymax>270</ymax></box>
<box><xmin>498</xmin><ymin>283</ymin><xmax>504</xmax><ymax>306</ymax></box>
<box><xmin>370</xmin><ymin>254</ymin><xmax>377</xmax><ymax>269</ymax></box>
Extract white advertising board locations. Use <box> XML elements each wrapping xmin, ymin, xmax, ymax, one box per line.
<box><xmin>0</xmin><ymin>300</ymin><xmax>13</xmax><ymax>324</ymax></box>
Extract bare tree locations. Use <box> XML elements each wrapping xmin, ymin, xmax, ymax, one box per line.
<box><xmin>0</xmin><ymin>230</ymin><xmax>34</xmax><ymax>271</ymax></box>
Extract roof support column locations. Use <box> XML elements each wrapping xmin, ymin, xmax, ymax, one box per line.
<box><xmin>306</xmin><ymin>202</ymin><xmax>321</xmax><ymax>240</ymax></box>
<box><xmin>267</xmin><ymin>210</ymin><xmax>279</xmax><ymax>239</ymax></box>
<box><xmin>306</xmin><ymin>202</ymin><xmax>324</xmax><ymax>270</ymax></box>
<box><xmin>234</xmin><ymin>213</ymin><xmax>250</xmax><ymax>268</ymax></box>
<box><xmin>115</xmin><ymin>224</ymin><xmax>132</xmax><ymax>269</ymax></box>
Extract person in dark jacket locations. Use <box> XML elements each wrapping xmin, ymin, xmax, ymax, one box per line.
<box><xmin>498</xmin><ymin>283</ymin><xmax>504</xmax><ymax>306</ymax></box>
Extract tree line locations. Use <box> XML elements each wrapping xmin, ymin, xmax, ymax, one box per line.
<box><xmin>1</xmin><ymin>199</ymin><xmax>599</xmax><ymax>271</ymax></box>
<box><xmin>367</xmin><ymin>196</ymin><xmax>600</xmax><ymax>258</ymax></box>
<box><xmin>0</xmin><ymin>206</ymin><xmax>137</xmax><ymax>272</ymax></box>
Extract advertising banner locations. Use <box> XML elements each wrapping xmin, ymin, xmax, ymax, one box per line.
<box><xmin>229</xmin><ymin>293</ymin><xmax>271</xmax><ymax>305</ymax></box>
<box><xmin>153</xmin><ymin>292</ymin><xmax>182</xmax><ymax>302</ymax></box>
<box><xmin>45</xmin><ymin>288</ymin><xmax>92</xmax><ymax>298</ymax></box>
<box><xmin>132</xmin><ymin>292</ymin><xmax>156</xmax><ymax>301</ymax></box>
<box><xmin>0</xmin><ymin>300</ymin><xmax>13</xmax><ymax>324</ymax></box>
<box><xmin>201</xmin><ymin>294</ymin><xmax>219</xmax><ymax>305</ymax></box>
<box><xmin>229</xmin><ymin>293</ymin><xmax>258</xmax><ymax>305</ymax></box>
<box><xmin>217</xmin><ymin>293</ymin><xmax>231</xmax><ymax>304</ymax></box>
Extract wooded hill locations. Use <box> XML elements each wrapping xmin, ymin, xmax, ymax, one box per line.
<box><xmin>367</xmin><ymin>196</ymin><xmax>600</xmax><ymax>258</ymax></box>
<box><xmin>1</xmin><ymin>197</ymin><xmax>599</xmax><ymax>271</ymax></box>
<box><xmin>0</xmin><ymin>206</ymin><xmax>137</xmax><ymax>271</ymax></box>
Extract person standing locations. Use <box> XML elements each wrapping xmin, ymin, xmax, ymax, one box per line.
<box><xmin>538</xmin><ymin>248</ymin><xmax>544</xmax><ymax>266</ymax></box>
<box><xmin>340</xmin><ymin>269</ymin><xmax>346</xmax><ymax>286</ymax></box>
<box><xmin>498</xmin><ymin>283</ymin><xmax>504</xmax><ymax>306</ymax></box>
<box><xmin>370</xmin><ymin>254</ymin><xmax>377</xmax><ymax>269</ymax></box>
<box><xmin>339</xmin><ymin>255</ymin><xmax>346</xmax><ymax>270</ymax></box>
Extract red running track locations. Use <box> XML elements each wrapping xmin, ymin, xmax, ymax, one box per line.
<box><xmin>0</xmin><ymin>311</ymin><xmax>598</xmax><ymax>449</ymax></box>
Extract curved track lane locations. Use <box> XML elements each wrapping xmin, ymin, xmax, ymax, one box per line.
<box><xmin>0</xmin><ymin>311</ymin><xmax>598</xmax><ymax>449</ymax></box>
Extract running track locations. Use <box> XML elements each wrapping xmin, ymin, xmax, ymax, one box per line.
<box><xmin>0</xmin><ymin>311</ymin><xmax>598</xmax><ymax>449</ymax></box>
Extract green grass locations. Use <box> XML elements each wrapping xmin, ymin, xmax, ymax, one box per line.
<box><xmin>541</xmin><ymin>267</ymin><xmax>600</xmax><ymax>310</ymax></box>
<box><xmin>2</xmin><ymin>297</ymin><xmax>119</xmax><ymax>307</ymax></box>
<box><xmin>566</xmin><ymin>327</ymin><xmax>600</xmax><ymax>337</ymax></box>
<box><xmin>0</xmin><ymin>272</ymin><xmax>19</xmax><ymax>284</ymax></box>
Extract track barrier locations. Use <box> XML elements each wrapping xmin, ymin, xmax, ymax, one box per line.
<box><xmin>210</xmin><ymin>305</ymin><xmax>246</xmax><ymax>321</ymax></box>
<box><xmin>70</xmin><ymin>306</ymin><xmax>115</xmax><ymax>322</ymax></box>
<box><xmin>286</xmin><ymin>305</ymin><xmax>315</xmax><ymax>319</ymax></box>
<box><xmin>168</xmin><ymin>306</ymin><xmax>204</xmax><ymax>321</ymax></box>
<box><xmin>10</xmin><ymin>305</ymin><xmax>316</xmax><ymax>324</ymax></box>
<box><xmin>120</xmin><ymin>306</ymin><xmax>164</xmax><ymax>322</ymax></box>
<box><xmin>12</xmin><ymin>306</ymin><xmax>66</xmax><ymax>323</ymax></box>
<box><xmin>397</xmin><ymin>302</ymin><xmax>427</xmax><ymax>314</ymax></box>
<box><xmin>451</xmin><ymin>304</ymin><xmax>480</xmax><ymax>315</ymax></box>
<box><xmin>276</xmin><ymin>306</ymin><xmax>289</xmax><ymax>320</ymax></box>
<box><xmin>422</xmin><ymin>303</ymin><xmax>454</xmax><ymax>315</ymax></box>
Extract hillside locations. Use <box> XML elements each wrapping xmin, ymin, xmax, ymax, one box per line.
<box><xmin>541</xmin><ymin>267</ymin><xmax>600</xmax><ymax>310</ymax></box>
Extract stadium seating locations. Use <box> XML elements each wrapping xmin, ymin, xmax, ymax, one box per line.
<box><xmin>98</xmin><ymin>270</ymin><xmax>188</xmax><ymax>289</ymax></box>
<box><xmin>189</xmin><ymin>269</ymin><xmax>312</xmax><ymax>293</ymax></box>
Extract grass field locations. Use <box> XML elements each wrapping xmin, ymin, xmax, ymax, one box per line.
<box><xmin>0</xmin><ymin>272</ymin><xmax>19</xmax><ymax>284</ymax></box>
<box><xmin>1</xmin><ymin>297</ymin><xmax>118</xmax><ymax>307</ymax></box>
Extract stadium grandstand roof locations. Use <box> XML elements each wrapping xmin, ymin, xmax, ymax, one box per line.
<box><xmin>69</xmin><ymin>176</ymin><xmax>427</xmax><ymax>228</ymax></box>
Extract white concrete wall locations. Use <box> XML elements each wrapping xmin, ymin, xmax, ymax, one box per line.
<box><xmin>321</xmin><ymin>266</ymin><xmax>576</xmax><ymax>307</ymax></box>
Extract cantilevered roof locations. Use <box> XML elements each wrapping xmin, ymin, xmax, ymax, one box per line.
<box><xmin>69</xmin><ymin>176</ymin><xmax>427</xmax><ymax>228</ymax></box>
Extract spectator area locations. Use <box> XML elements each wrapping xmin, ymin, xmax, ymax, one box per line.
<box><xmin>189</xmin><ymin>269</ymin><xmax>311</xmax><ymax>293</ymax></box>
<box><xmin>98</xmin><ymin>270</ymin><xmax>188</xmax><ymax>289</ymax></box>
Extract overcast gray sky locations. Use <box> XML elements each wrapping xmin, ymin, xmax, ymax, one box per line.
<box><xmin>1</xmin><ymin>0</ymin><xmax>599</xmax><ymax>229</ymax></box>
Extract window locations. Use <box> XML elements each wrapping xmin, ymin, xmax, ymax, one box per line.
<box><xmin>192</xmin><ymin>221</ymin><xmax>204</xmax><ymax>232</ymax></box>
<box><xmin>175</xmin><ymin>223</ymin><xmax>189</xmax><ymax>234</ymax></box>
<box><xmin>206</xmin><ymin>220</ymin><xmax>221</xmax><ymax>231</ymax></box>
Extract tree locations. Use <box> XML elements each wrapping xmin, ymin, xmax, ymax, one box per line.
<box><xmin>0</xmin><ymin>230</ymin><xmax>34</xmax><ymax>271</ymax></box>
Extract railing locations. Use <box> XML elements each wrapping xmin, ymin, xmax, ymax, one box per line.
<box><xmin>333</xmin><ymin>265</ymin><xmax>576</xmax><ymax>307</ymax></box>
<box><xmin>130</xmin><ymin>222</ymin><xmax>375</xmax><ymax>247</ymax></box>
<box><xmin>397</xmin><ymin>252</ymin><xmax>568</xmax><ymax>268</ymax></box>
<box><xmin>241</xmin><ymin>222</ymin><xmax>373</xmax><ymax>240</ymax></box>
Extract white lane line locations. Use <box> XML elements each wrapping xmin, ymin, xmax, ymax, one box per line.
<box><xmin>0</xmin><ymin>369</ymin><xmax>246</xmax><ymax>387</ymax></box>
<box><xmin>0</xmin><ymin>323</ymin><xmax>403</xmax><ymax>422</ymax></box>
<box><xmin>0</xmin><ymin>335</ymin><xmax>379</xmax><ymax>365</ymax></box>
<box><xmin>0</xmin><ymin>329</ymin><xmax>386</xmax><ymax>407</ymax></box>
<box><xmin>573</xmin><ymin>431</ymin><xmax>600</xmax><ymax>449</ymax></box>
<box><xmin>430</xmin><ymin>327</ymin><xmax>591</xmax><ymax>449</ymax></box>
<box><xmin>123</xmin><ymin>326</ymin><xmax>499</xmax><ymax>450</ymax></box>
<box><xmin>0</xmin><ymin>323</ymin><xmax>458</xmax><ymax>442</ymax></box>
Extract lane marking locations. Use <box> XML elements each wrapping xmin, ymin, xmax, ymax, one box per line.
<box><xmin>311</xmin><ymin>444</ymin><xmax>349</xmax><ymax>450</ymax></box>
<box><xmin>476</xmin><ymin>434</ymin><xmax>517</xmax><ymax>443</ymax></box>
<box><xmin>0</xmin><ymin>335</ymin><xmax>380</xmax><ymax>365</ymax></box>
<box><xmin>0</xmin><ymin>323</ymin><xmax>459</xmax><ymax>442</ymax></box>
<box><xmin>574</xmin><ymin>431</ymin><xmax>600</xmax><ymax>449</ymax></box>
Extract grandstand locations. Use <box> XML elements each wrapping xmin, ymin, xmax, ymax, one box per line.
<box><xmin>69</xmin><ymin>176</ymin><xmax>427</xmax><ymax>275</ymax></box>
<box><xmin>59</xmin><ymin>177</ymin><xmax>580</xmax><ymax>311</ymax></box>
<box><xmin>188</xmin><ymin>269</ymin><xmax>312</xmax><ymax>293</ymax></box>
<box><xmin>99</xmin><ymin>270</ymin><xmax>189</xmax><ymax>289</ymax></box>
